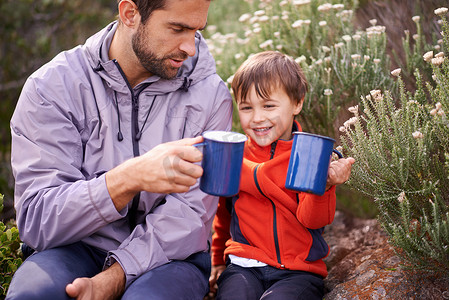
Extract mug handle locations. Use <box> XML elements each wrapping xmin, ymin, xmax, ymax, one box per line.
<box><xmin>193</xmin><ymin>142</ymin><xmax>206</xmax><ymax>148</ymax></box>
<box><xmin>333</xmin><ymin>149</ymin><xmax>343</xmax><ymax>159</ymax></box>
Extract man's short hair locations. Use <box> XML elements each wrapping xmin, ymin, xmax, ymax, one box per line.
<box><xmin>231</xmin><ymin>51</ymin><xmax>308</xmax><ymax>105</ymax></box>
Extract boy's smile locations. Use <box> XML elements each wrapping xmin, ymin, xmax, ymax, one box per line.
<box><xmin>238</xmin><ymin>85</ymin><xmax>303</xmax><ymax>147</ymax></box>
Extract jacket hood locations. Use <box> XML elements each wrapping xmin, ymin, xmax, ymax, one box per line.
<box><xmin>83</xmin><ymin>21</ymin><xmax>216</xmax><ymax>94</ymax></box>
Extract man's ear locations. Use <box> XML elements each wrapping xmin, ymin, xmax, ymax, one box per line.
<box><xmin>118</xmin><ymin>0</ymin><xmax>140</xmax><ymax>28</ymax></box>
<box><xmin>293</xmin><ymin>97</ymin><xmax>304</xmax><ymax>115</ymax></box>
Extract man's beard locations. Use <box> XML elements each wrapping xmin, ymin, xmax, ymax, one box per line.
<box><xmin>132</xmin><ymin>25</ymin><xmax>188</xmax><ymax>80</ymax></box>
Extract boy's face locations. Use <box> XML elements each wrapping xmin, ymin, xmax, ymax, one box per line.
<box><xmin>237</xmin><ymin>85</ymin><xmax>303</xmax><ymax>147</ymax></box>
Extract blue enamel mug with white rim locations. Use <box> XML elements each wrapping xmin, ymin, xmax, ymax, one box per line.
<box><xmin>285</xmin><ymin>132</ymin><xmax>343</xmax><ymax>196</ymax></box>
<box><xmin>195</xmin><ymin>131</ymin><xmax>247</xmax><ymax>197</ymax></box>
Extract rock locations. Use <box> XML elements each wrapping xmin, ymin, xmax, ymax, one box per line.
<box><xmin>323</xmin><ymin>211</ymin><xmax>449</xmax><ymax>299</ymax></box>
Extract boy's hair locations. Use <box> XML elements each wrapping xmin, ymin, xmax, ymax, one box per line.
<box><xmin>231</xmin><ymin>51</ymin><xmax>308</xmax><ymax>105</ymax></box>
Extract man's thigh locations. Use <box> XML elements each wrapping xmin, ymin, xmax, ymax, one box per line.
<box><xmin>216</xmin><ymin>264</ymin><xmax>264</xmax><ymax>300</ymax></box>
<box><xmin>6</xmin><ymin>242</ymin><xmax>105</xmax><ymax>300</ymax></box>
<box><xmin>122</xmin><ymin>252</ymin><xmax>210</xmax><ymax>300</ymax></box>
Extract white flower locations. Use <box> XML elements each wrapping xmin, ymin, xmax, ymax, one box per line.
<box><xmin>342</xmin><ymin>35</ymin><xmax>352</xmax><ymax>42</ymax></box>
<box><xmin>239</xmin><ymin>13</ymin><xmax>252</xmax><ymax>23</ymax></box>
<box><xmin>254</xmin><ymin>10</ymin><xmax>265</xmax><ymax>17</ymax></box>
<box><xmin>412</xmin><ymin>16</ymin><xmax>420</xmax><ymax>23</ymax></box>
<box><xmin>324</xmin><ymin>57</ymin><xmax>331</xmax><ymax>63</ymax></box>
<box><xmin>274</xmin><ymin>31</ymin><xmax>281</xmax><ymax>38</ymax></box>
<box><xmin>259</xmin><ymin>15</ymin><xmax>270</xmax><ymax>22</ymax></box>
<box><xmin>369</xmin><ymin>19</ymin><xmax>377</xmax><ymax>26</ymax></box>
<box><xmin>317</xmin><ymin>3</ymin><xmax>333</xmax><ymax>12</ymax></box>
<box><xmin>398</xmin><ymin>191</ymin><xmax>406</xmax><ymax>203</ymax></box>
<box><xmin>352</xmin><ymin>34</ymin><xmax>361</xmax><ymax>41</ymax></box>
<box><xmin>292</xmin><ymin>20</ymin><xmax>304</xmax><ymax>28</ymax></box>
<box><xmin>373</xmin><ymin>58</ymin><xmax>381</xmax><ymax>64</ymax></box>
<box><xmin>334</xmin><ymin>42</ymin><xmax>345</xmax><ymax>49</ymax></box>
<box><xmin>432</xmin><ymin>74</ymin><xmax>437</xmax><ymax>81</ymax></box>
<box><xmin>281</xmin><ymin>15</ymin><xmax>289</xmax><ymax>20</ymax></box>
<box><xmin>434</xmin><ymin>7</ymin><xmax>448</xmax><ymax>16</ymax></box>
<box><xmin>391</xmin><ymin>68</ymin><xmax>401</xmax><ymax>77</ymax></box>
<box><xmin>333</xmin><ymin>4</ymin><xmax>344</xmax><ymax>10</ymax></box>
<box><xmin>351</xmin><ymin>54</ymin><xmax>361</xmax><ymax>60</ymax></box>
<box><xmin>293</xmin><ymin>0</ymin><xmax>311</xmax><ymax>6</ymax></box>
<box><xmin>344</xmin><ymin>117</ymin><xmax>358</xmax><ymax>127</ymax></box>
<box><xmin>339</xmin><ymin>126</ymin><xmax>346</xmax><ymax>133</ymax></box>
<box><xmin>303</xmin><ymin>20</ymin><xmax>311</xmax><ymax>25</ymax></box>
<box><xmin>436</xmin><ymin>102</ymin><xmax>442</xmax><ymax>110</ymax></box>
<box><xmin>319</xmin><ymin>20</ymin><xmax>327</xmax><ymax>27</ymax></box>
<box><xmin>234</xmin><ymin>53</ymin><xmax>243</xmax><ymax>60</ymax></box>
<box><xmin>364</xmin><ymin>55</ymin><xmax>370</xmax><ymax>61</ymax></box>
<box><xmin>423</xmin><ymin>51</ymin><xmax>434</xmax><ymax>62</ymax></box>
<box><xmin>259</xmin><ymin>39</ymin><xmax>273</xmax><ymax>49</ymax></box>
<box><xmin>280</xmin><ymin>0</ymin><xmax>288</xmax><ymax>6</ymax></box>
<box><xmin>253</xmin><ymin>27</ymin><xmax>262</xmax><ymax>34</ymax></box>
<box><xmin>430</xmin><ymin>108</ymin><xmax>438</xmax><ymax>116</ymax></box>
<box><xmin>432</xmin><ymin>57</ymin><xmax>444</xmax><ymax>66</ymax></box>
<box><xmin>412</xmin><ymin>34</ymin><xmax>419</xmax><ymax>41</ymax></box>
<box><xmin>324</xmin><ymin>89</ymin><xmax>333</xmax><ymax>96</ymax></box>
<box><xmin>435</xmin><ymin>52</ymin><xmax>445</xmax><ymax>58</ymax></box>
<box><xmin>276</xmin><ymin>45</ymin><xmax>283</xmax><ymax>50</ymax></box>
<box><xmin>412</xmin><ymin>131</ymin><xmax>423</xmax><ymax>139</ymax></box>
<box><xmin>315</xmin><ymin>59</ymin><xmax>323</xmax><ymax>65</ymax></box>
<box><xmin>435</xmin><ymin>45</ymin><xmax>441</xmax><ymax>51</ymax></box>
<box><xmin>227</xmin><ymin>75</ymin><xmax>234</xmax><ymax>85</ymax></box>
<box><xmin>322</xmin><ymin>46</ymin><xmax>331</xmax><ymax>53</ymax></box>
<box><xmin>348</xmin><ymin>105</ymin><xmax>358</xmax><ymax>114</ymax></box>
<box><xmin>295</xmin><ymin>56</ymin><xmax>307</xmax><ymax>64</ymax></box>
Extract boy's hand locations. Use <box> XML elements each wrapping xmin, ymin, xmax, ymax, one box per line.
<box><xmin>208</xmin><ymin>265</ymin><xmax>226</xmax><ymax>297</ymax></box>
<box><xmin>325</xmin><ymin>157</ymin><xmax>355</xmax><ymax>190</ymax></box>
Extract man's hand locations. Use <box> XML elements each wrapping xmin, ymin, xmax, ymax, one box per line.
<box><xmin>106</xmin><ymin>136</ymin><xmax>204</xmax><ymax>211</ymax></box>
<box><xmin>325</xmin><ymin>157</ymin><xmax>355</xmax><ymax>190</ymax></box>
<box><xmin>66</xmin><ymin>262</ymin><xmax>125</xmax><ymax>300</ymax></box>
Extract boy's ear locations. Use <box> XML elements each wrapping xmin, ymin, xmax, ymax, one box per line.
<box><xmin>118</xmin><ymin>0</ymin><xmax>140</xmax><ymax>28</ymax></box>
<box><xmin>293</xmin><ymin>97</ymin><xmax>304</xmax><ymax>115</ymax></box>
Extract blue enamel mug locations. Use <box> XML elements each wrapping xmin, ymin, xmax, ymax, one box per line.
<box><xmin>285</xmin><ymin>132</ymin><xmax>343</xmax><ymax>196</ymax></box>
<box><xmin>195</xmin><ymin>131</ymin><xmax>247</xmax><ymax>197</ymax></box>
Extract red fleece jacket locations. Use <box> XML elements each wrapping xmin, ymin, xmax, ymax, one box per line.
<box><xmin>211</xmin><ymin>122</ymin><xmax>336</xmax><ymax>278</ymax></box>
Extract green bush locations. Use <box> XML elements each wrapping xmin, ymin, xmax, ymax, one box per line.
<box><xmin>341</xmin><ymin>9</ymin><xmax>449</xmax><ymax>273</ymax></box>
<box><xmin>0</xmin><ymin>194</ymin><xmax>22</xmax><ymax>297</ymax></box>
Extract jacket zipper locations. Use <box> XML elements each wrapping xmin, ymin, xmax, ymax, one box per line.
<box><xmin>252</xmin><ymin>141</ymin><xmax>284</xmax><ymax>267</ymax></box>
<box><xmin>112</xmin><ymin>59</ymin><xmax>151</xmax><ymax>230</ymax></box>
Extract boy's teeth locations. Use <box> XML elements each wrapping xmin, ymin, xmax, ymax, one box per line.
<box><xmin>254</xmin><ymin>127</ymin><xmax>270</xmax><ymax>132</ymax></box>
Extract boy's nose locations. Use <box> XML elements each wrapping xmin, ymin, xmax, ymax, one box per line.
<box><xmin>252</xmin><ymin>110</ymin><xmax>266</xmax><ymax>123</ymax></box>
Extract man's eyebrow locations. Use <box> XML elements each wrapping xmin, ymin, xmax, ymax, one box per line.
<box><xmin>168</xmin><ymin>21</ymin><xmax>207</xmax><ymax>31</ymax></box>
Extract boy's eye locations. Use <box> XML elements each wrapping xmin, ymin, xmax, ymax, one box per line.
<box><xmin>239</xmin><ymin>106</ymin><xmax>252</xmax><ymax>111</ymax></box>
<box><xmin>264</xmin><ymin>104</ymin><xmax>275</xmax><ymax>109</ymax></box>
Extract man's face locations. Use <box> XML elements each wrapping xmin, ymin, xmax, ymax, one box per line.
<box><xmin>132</xmin><ymin>0</ymin><xmax>209</xmax><ymax>79</ymax></box>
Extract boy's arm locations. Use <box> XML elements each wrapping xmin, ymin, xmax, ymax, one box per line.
<box><xmin>297</xmin><ymin>157</ymin><xmax>355</xmax><ymax>229</ymax></box>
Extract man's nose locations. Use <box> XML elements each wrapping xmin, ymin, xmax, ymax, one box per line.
<box><xmin>179</xmin><ymin>35</ymin><xmax>196</xmax><ymax>57</ymax></box>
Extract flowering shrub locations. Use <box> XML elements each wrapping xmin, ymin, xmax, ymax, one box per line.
<box><xmin>207</xmin><ymin>0</ymin><xmax>400</xmax><ymax>137</ymax></box>
<box><xmin>0</xmin><ymin>194</ymin><xmax>22</xmax><ymax>296</ymax></box>
<box><xmin>340</xmin><ymin>9</ymin><xmax>449</xmax><ymax>273</ymax></box>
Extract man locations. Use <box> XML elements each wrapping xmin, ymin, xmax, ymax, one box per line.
<box><xmin>7</xmin><ymin>0</ymin><xmax>232</xmax><ymax>299</ymax></box>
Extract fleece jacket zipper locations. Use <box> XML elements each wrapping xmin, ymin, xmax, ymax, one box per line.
<box><xmin>252</xmin><ymin>141</ymin><xmax>284</xmax><ymax>267</ymax></box>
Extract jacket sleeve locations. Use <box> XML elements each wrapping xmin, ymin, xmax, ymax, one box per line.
<box><xmin>108</xmin><ymin>79</ymin><xmax>233</xmax><ymax>287</ymax></box>
<box><xmin>296</xmin><ymin>185</ymin><xmax>337</xmax><ymax>229</ymax></box>
<box><xmin>11</xmin><ymin>78</ymin><xmax>125</xmax><ymax>251</ymax></box>
<box><xmin>211</xmin><ymin>197</ymin><xmax>231</xmax><ymax>266</ymax></box>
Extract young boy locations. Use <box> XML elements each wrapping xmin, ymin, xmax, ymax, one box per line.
<box><xmin>209</xmin><ymin>51</ymin><xmax>355</xmax><ymax>299</ymax></box>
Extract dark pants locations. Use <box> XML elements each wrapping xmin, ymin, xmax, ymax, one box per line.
<box><xmin>216</xmin><ymin>263</ymin><xmax>324</xmax><ymax>300</ymax></box>
<box><xmin>6</xmin><ymin>242</ymin><xmax>210</xmax><ymax>300</ymax></box>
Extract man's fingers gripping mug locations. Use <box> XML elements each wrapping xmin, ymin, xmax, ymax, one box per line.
<box><xmin>195</xmin><ymin>131</ymin><xmax>247</xmax><ymax>197</ymax></box>
<box><xmin>285</xmin><ymin>132</ymin><xmax>343</xmax><ymax>196</ymax></box>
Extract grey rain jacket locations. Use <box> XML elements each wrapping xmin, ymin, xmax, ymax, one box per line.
<box><xmin>11</xmin><ymin>21</ymin><xmax>232</xmax><ymax>286</ymax></box>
